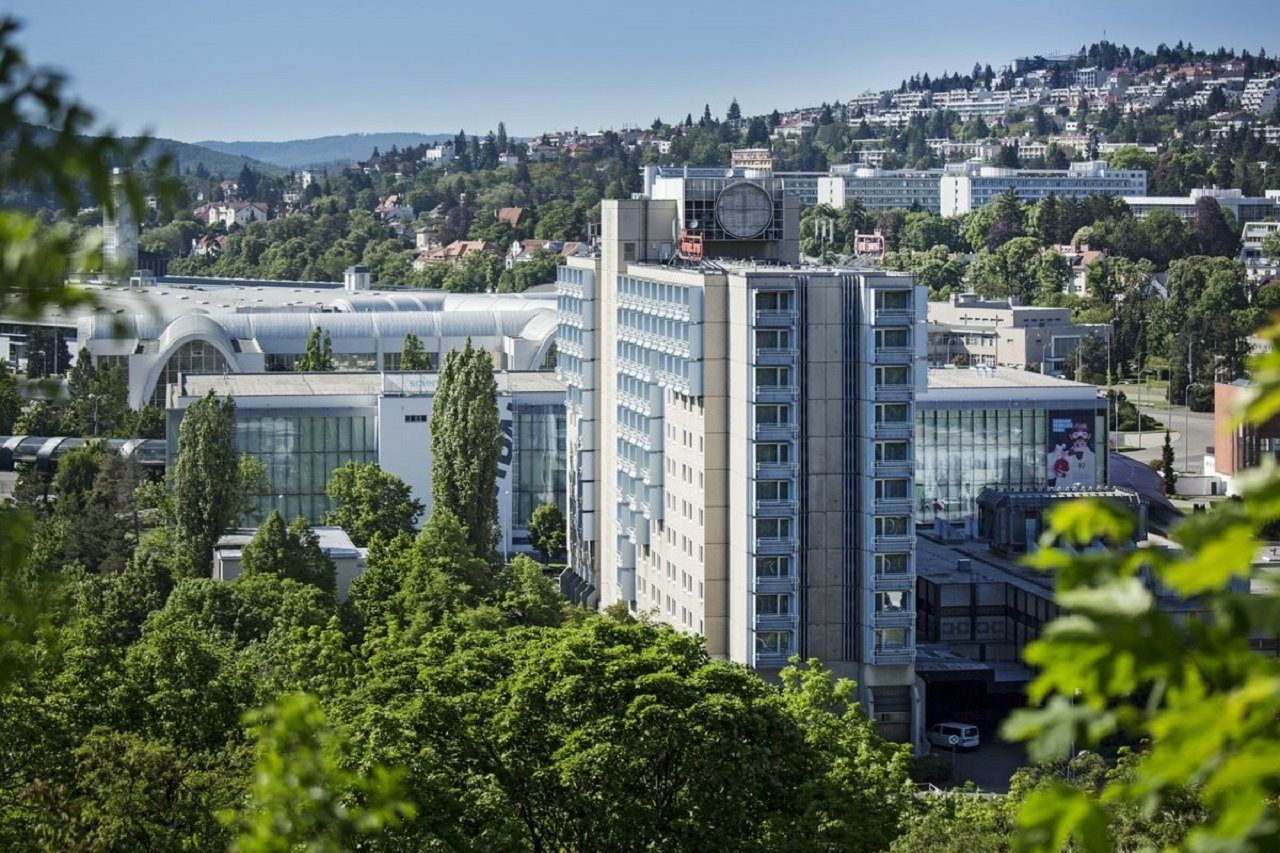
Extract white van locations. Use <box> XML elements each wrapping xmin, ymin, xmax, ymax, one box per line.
<box><xmin>927</xmin><ymin>722</ymin><xmax>980</xmax><ymax>750</ymax></box>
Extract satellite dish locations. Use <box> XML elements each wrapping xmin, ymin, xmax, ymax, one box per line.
<box><xmin>715</xmin><ymin>181</ymin><xmax>773</xmax><ymax>239</ymax></box>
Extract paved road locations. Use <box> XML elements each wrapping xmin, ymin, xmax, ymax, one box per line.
<box><xmin>1112</xmin><ymin>383</ymin><xmax>1213</xmax><ymax>473</ymax></box>
<box><xmin>946</xmin><ymin>738</ymin><xmax>1026</xmax><ymax>793</ymax></box>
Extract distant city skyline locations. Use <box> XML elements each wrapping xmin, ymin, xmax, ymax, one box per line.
<box><xmin>9</xmin><ymin>0</ymin><xmax>1280</xmax><ymax>143</ymax></box>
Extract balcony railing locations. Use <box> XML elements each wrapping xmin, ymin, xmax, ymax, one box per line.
<box><xmin>755</xmin><ymin>309</ymin><xmax>798</xmax><ymax>325</ymax></box>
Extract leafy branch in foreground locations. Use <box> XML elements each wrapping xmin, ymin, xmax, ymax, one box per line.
<box><xmin>1003</xmin><ymin>324</ymin><xmax>1280</xmax><ymax>851</ymax></box>
<box><xmin>222</xmin><ymin>693</ymin><xmax>415</xmax><ymax>853</ymax></box>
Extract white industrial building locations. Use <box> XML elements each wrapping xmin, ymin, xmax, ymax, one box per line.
<box><xmin>168</xmin><ymin>371</ymin><xmax>566</xmax><ymax>558</ymax></box>
<box><xmin>57</xmin><ymin>269</ymin><xmax>559</xmax><ymax>408</ymax></box>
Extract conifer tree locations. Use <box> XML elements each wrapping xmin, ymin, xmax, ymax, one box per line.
<box><xmin>296</xmin><ymin>328</ymin><xmax>334</xmax><ymax>371</ymax></box>
<box><xmin>399</xmin><ymin>333</ymin><xmax>432</xmax><ymax>371</ymax></box>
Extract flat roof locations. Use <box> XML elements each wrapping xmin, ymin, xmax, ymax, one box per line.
<box><xmin>926</xmin><ymin>366</ymin><xmax>1097</xmax><ymax>391</ymax></box>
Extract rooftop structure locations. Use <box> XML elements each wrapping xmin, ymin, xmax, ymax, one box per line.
<box><xmin>926</xmin><ymin>293</ymin><xmax>1109</xmax><ymax>375</ymax></box>
<box><xmin>10</xmin><ymin>278</ymin><xmax>558</xmax><ymax>409</ymax></box>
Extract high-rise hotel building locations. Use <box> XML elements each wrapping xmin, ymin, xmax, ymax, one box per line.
<box><xmin>556</xmin><ymin>175</ymin><xmax>926</xmax><ymax>741</ymax></box>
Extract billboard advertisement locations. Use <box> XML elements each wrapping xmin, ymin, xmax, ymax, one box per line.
<box><xmin>1046</xmin><ymin>411</ymin><xmax>1097</xmax><ymax>487</ymax></box>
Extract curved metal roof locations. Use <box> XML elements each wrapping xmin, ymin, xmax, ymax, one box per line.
<box><xmin>86</xmin><ymin>294</ymin><xmax>558</xmax><ymax>350</ymax></box>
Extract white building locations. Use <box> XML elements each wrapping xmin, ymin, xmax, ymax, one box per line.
<box><xmin>939</xmin><ymin>161</ymin><xmax>1147</xmax><ymax>216</ymax></box>
<box><xmin>730</xmin><ymin>148</ymin><xmax>778</xmax><ymax>172</ymax></box>
<box><xmin>174</xmin><ymin>371</ymin><xmax>566</xmax><ymax>558</ymax></box>
<box><xmin>1123</xmin><ymin>188</ymin><xmax>1280</xmax><ymax>226</ymax></box>
<box><xmin>62</xmin><ymin>277</ymin><xmax>558</xmax><ymax>409</ymax></box>
<box><xmin>558</xmin><ymin>173</ymin><xmax>926</xmax><ymax>745</ymax></box>
<box><xmin>102</xmin><ymin>167</ymin><xmax>138</xmax><ymax>277</ymax></box>
<box><xmin>421</xmin><ymin>143</ymin><xmax>455</xmax><ymax>166</ymax></box>
<box><xmin>819</xmin><ymin>167</ymin><xmax>945</xmax><ymax>213</ymax></box>
<box><xmin>195</xmin><ymin>201</ymin><xmax>270</xmax><ymax>228</ymax></box>
<box><xmin>1240</xmin><ymin>75</ymin><xmax>1280</xmax><ymax>114</ymax></box>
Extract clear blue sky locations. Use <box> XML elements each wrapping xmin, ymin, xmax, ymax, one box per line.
<box><xmin>9</xmin><ymin>0</ymin><xmax>1280</xmax><ymax>142</ymax></box>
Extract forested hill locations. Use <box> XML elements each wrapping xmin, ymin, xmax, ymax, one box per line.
<box><xmin>127</xmin><ymin>134</ymin><xmax>285</xmax><ymax>177</ymax></box>
<box><xmin>194</xmin><ymin>132</ymin><xmax>456</xmax><ymax>169</ymax></box>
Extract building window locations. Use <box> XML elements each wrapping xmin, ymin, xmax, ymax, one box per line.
<box><xmin>875</xmin><ymin>328</ymin><xmax>909</xmax><ymax>349</ymax></box>
<box><xmin>755</xmin><ymin>291</ymin><xmax>793</xmax><ymax>312</ymax></box>
<box><xmin>874</xmin><ymin>515</ymin><xmax>909</xmax><ymax>537</ymax></box>
<box><xmin>875</xmin><ymin>590</ymin><xmax>908</xmax><ymax>613</ymax></box>
<box><xmin>757</xmin><ymin>480</ymin><xmax>791</xmax><ymax>502</ymax></box>
<box><xmin>875</xmin><ymin>365</ymin><xmax>911</xmax><ymax>387</ymax></box>
<box><xmin>755</xmin><ymin>630</ymin><xmax>793</xmax><ymax>654</ymax></box>
<box><xmin>874</xmin><ymin>628</ymin><xmax>909</xmax><ymax>651</ymax></box>
<box><xmin>875</xmin><ymin>403</ymin><xmax>909</xmax><ymax>424</ymax></box>
<box><xmin>756</xmin><ymin>443</ymin><xmax>791</xmax><ymax>464</ymax></box>
<box><xmin>755</xmin><ymin>366</ymin><xmax>790</xmax><ymax>388</ymax></box>
<box><xmin>875</xmin><ymin>290</ymin><xmax>911</xmax><ymax>312</ymax></box>
<box><xmin>757</xmin><ymin>517</ymin><xmax>792</xmax><ymax>541</ymax></box>
<box><xmin>875</xmin><ymin>553</ymin><xmax>910</xmax><ymax>576</ymax></box>
<box><xmin>757</xmin><ymin>593</ymin><xmax>792</xmax><ymax>616</ymax></box>
<box><xmin>404</xmin><ymin>414</ymin><xmax>429</xmax><ymax>423</ymax></box>
<box><xmin>150</xmin><ymin>339</ymin><xmax>230</xmax><ymax>407</ymax></box>
<box><xmin>874</xmin><ymin>440</ymin><xmax>909</xmax><ymax>462</ymax></box>
<box><xmin>875</xmin><ymin>478</ymin><xmax>909</xmax><ymax>500</ymax></box>
<box><xmin>756</xmin><ymin>556</ymin><xmax>792</xmax><ymax>578</ymax></box>
<box><xmin>755</xmin><ymin>404</ymin><xmax>791</xmax><ymax>425</ymax></box>
<box><xmin>755</xmin><ymin>328</ymin><xmax>791</xmax><ymax>350</ymax></box>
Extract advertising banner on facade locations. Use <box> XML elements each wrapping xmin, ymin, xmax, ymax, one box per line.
<box><xmin>1046</xmin><ymin>410</ymin><xmax>1097</xmax><ymax>487</ymax></box>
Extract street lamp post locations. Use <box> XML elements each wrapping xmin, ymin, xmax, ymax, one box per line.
<box><xmin>88</xmin><ymin>393</ymin><xmax>100</xmax><ymax>437</ymax></box>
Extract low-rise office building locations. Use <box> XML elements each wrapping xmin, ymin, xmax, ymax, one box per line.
<box><xmin>166</xmin><ymin>371</ymin><xmax>566</xmax><ymax>557</ymax></box>
<box><xmin>926</xmin><ymin>293</ymin><xmax>1108</xmax><ymax>374</ymax></box>
<box><xmin>915</xmin><ymin>367</ymin><xmax>1108</xmax><ymax>532</ymax></box>
<box><xmin>940</xmin><ymin>161</ymin><xmax>1147</xmax><ymax>216</ymax></box>
<box><xmin>1124</xmin><ymin>188</ymin><xmax>1280</xmax><ymax>226</ymax></box>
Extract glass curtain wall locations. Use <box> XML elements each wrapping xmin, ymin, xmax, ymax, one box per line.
<box><xmin>235</xmin><ymin>414</ymin><xmax>378</xmax><ymax>523</ymax></box>
<box><xmin>511</xmin><ymin>405</ymin><xmax>567</xmax><ymax>533</ymax></box>
<box><xmin>915</xmin><ymin>405</ymin><xmax>1106</xmax><ymax>524</ymax></box>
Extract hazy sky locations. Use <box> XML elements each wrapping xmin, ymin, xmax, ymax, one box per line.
<box><xmin>9</xmin><ymin>0</ymin><xmax>1280</xmax><ymax>142</ymax></box>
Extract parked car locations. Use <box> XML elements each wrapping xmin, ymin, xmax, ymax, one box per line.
<box><xmin>927</xmin><ymin>722</ymin><xmax>980</xmax><ymax>750</ymax></box>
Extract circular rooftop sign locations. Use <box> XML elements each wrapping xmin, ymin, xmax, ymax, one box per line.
<box><xmin>715</xmin><ymin>181</ymin><xmax>773</xmax><ymax>239</ymax></box>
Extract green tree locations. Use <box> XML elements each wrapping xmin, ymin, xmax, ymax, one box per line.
<box><xmin>398</xmin><ymin>332</ymin><xmax>433</xmax><ymax>371</ymax></box>
<box><xmin>172</xmin><ymin>392</ymin><xmax>241</xmax><ymax>578</ymax></box>
<box><xmin>239</xmin><ymin>510</ymin><xmax>337</xmax><ymax>594</ymax></box>
<box><xmin>430</xmin><ymin>338</ymin><xmax>501</xmax><ymax>558</ymax></box>
<box><xmin>223</xmin><ymin>693</ymin><xmax>415</xmax><ymax>852</ymax></box>
<box><xmin>295</xmin><ymin>328</ymin><xmax>334</xmax><ymax>371</ymax></box>
<box><xmin>322</xmin><ymin>460</ymin><xmax>423</xmax><ymax>547</ymax></box>
<box><xmin>533</xmin><ymin>199</ymin><xmax>576</xmax><ymax>241</ymax></box>
<box><xmin>1261</xmin><ymin>229</ymin><xmax>1280</xmax><ymax>263</ymax></box>
<box><xmin>0</xmin><ymin>369</ymin><xmax>19</xmax><ymax>433</ymax></box>
<box><xmin>527</xmin><ymin>501</ymin><xmax>565</xmax><ymax>562</ymax></box>
<box><xmin>1162</xmin><ymin>429</ymin><xmax>1178</xmax><ymax>494</ymax></box>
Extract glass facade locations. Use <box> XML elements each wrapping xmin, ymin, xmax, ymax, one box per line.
<box><xmin>150</xmin><ymin>340</ymin><xmax>230</xmax><ymax>407</ymax></box>
<box><xmin>915</xmin><ymin>405</ymin><xmax>1106</xmax><ymax>523</ymax></box>
<box><xmin>511</xmin><ymin>405</ymin><xmax>567</xmax><ymax>535</ymax></box>
<box><xmin>235</xmin><ymin>414</ymin><xmax>378</xmax><ymax>522</ymax></box>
